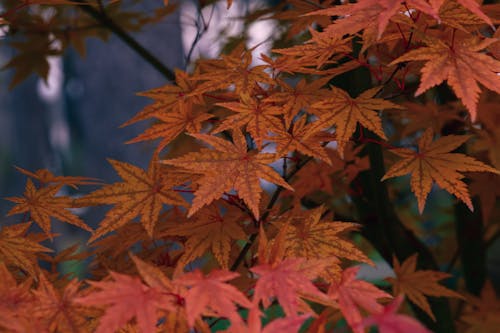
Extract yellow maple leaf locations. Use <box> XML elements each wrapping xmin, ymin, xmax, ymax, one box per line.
<box><xmin>6</xmin><ymin>179</ymin><xmax>92</xmax><ymax>237</ymax></box>
<box><xmin>77</xmin><ymin>156</ymin><xmax>187</xmax><ymax>242</ymax></box>
<box><xmin>162</xmin><ymin>129</ymin><xmax>293</xmax><ymax>219</ymax></box>
<box><xmin>309</xmin><ymin>86</ymin><xmax>403</xmax><ymax>157</ymax></box>
<box><xmin>387</xmin><ymin>254</ymin><xmax>463</xmax><ymax>321</ymax></box>
<box><xmin>160</xmin><ymin>203</ymin><xmax>247</xmax><ymax>274</ymax></box>
<box><xmin>0</xmin><ymin>222</ymin><xmax>52</xmax><ymax>276</ymax></box>
<box><xmin>382</xmin><ymin>128</ymin><xmax>500</xmax><ymax>213</ymax></box>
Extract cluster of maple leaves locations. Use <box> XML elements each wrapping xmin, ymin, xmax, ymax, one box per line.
<box><xmin>2</xmin><ymin>0</ymin><xmax>500</xmax><ymax>332</ymax></box>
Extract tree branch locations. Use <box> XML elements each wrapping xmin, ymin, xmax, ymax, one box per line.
<box><xmin>75</xmin><ymin>0</ymin><xmax>176</xmax><ymax>81</ymax></box>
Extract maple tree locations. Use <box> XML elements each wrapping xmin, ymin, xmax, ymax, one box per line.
<box><xmin>1</xmin><ymin>0</ymin><xmax>500</xmax><ymax>332</ymax></box>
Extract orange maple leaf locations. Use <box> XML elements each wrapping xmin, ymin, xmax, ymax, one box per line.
<box><xmin>382</xmin><ymin>128</ymin><xmax>500</xmax><ymax>213</ymax></box>
<box><xmin>264</xmin><ymin>76</ymin><xmax>332</xmax><ymax>128</ymax></box>
<box><xmin>308</xmin><ymin>1</ymin><xmax>438</xmax><ymax>39</ymax></box>
<box><xmin>280</xmin><ymin>206</ymin><xmax>370</xmax><ymax>271</ymax></box>
<box><xmin>272</xmin><ymin>29</ymin><xmax>354</xmax><ymax>71</ymax></box>
<box><xmin>192</xmin><ymin>50</ymin><xmax>274</xmax><ymax>95</ymax></box>
<box><xmin>78</xmin><ymin>156</ymin><xmax>187</xmax><ymax>242</ymax></box>
<box><xmin>387</xmin><ymin>254</ymin><xmax>463</xmax><ymax>321</ymax></box>
<box><xmin>390</xmin><ymin>33</ymin><xmax>500</xmax><ymax>121</ymax></box>
<box><xmin>328</xmin><ymin>266</ymin><xmax>392</xmax><ymax>333</ymax></box>
<box><xmin>161</xmin><ymin>203</ymin><xmax>247</xmax><ymax>274</ymax></box>
<box><xmin>14</xmin><ymin>166</ymin><xmax>100</xmax><ymax>189</ymax></box>
<box><xmin>6</xmin><ymin>179</ymin><xmax>92</xmax><ymax>237</ymax></box>
<box><xmin>162</xmin><ymin>129</ymin><xmax>293</xmax><ymax>219</ymax></box>
<box><xmin>32</xmin><ymin>273</ymin><xmax>91</xmax><ymax>333</ymax></box>
<box><xmin>175</xmin><ymin>269</ymin><xmax>252</xmax><ymax>328</ymax></box>
<box><xmin>122</xmin><ymin>69</ymin><xmax>211</xmax><ymax>152</ymax></box>
<box><xmin>215</xmin><ymin>94</ymin><xmax>283</xmax><ymax>149</ymax></box>
<box><xmin>267</xmin><ymin>116</ymin><xmax>333</xmax><ymax>164</ymax></box>
<box><xmin>0</xmin><ymin>222</ymin><xmax>52</xmax><ymax>276</ymax></box>
<box><xmin>309</xmin><ymin>86</ymin><xmax>402</xmax><ymax>157</ymax></box>
<box><xmin>0</xmin><ymin>263</ymin><xmax>37</xmax><ymax>332</ymax></box>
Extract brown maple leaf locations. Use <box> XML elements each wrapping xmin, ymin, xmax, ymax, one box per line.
<box><xmin>387</xmin><ymin>254</ymin><xmax>463</xmax><ymax>321</ymax></box>
<box><xmin>309</xmin><ymin>86</ymin><xmax>402</xmax><ymax>157</ymax></box>
<box><xmin>460</xmin><ymin>280</ymin><xmax>500</xmax><ymax>333</ymax></box>
<box><xmin>382</xmin><ymin>128</ymin><xmax>500</xmax><ymax>213</ymax></box>
<box><xmin>162</xmin><ymin>129</ymin><xmax>293</xmax><ymax>220</ymax></box>
<box><xmin>0</xmin><ymin>222</ymin><xmax>52</xmax><ymax>276</ymax></box>
<box><xmin>390</xmin><ymin>33</ymin><xmax>500</xmax><ymax>121</ymax></box>
<box><xmin>6</xmin><ymin>179</ymin><xmax>92</xmax><ymax>238</ymax></box>
<box><xmin>77</xmin><ymin>156</ymin><xmax>187</xmax><ymax>242</ymax></box>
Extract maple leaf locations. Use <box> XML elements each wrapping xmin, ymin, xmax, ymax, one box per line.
<box><xmin>215</xmin><ymin>94</ymin><xmax>283</xmax><ymax>149</ymax></box>
<box><xmin>78</xmin><ymin>156</ymin><xmax>187</xmax><ymax>242</ymax></box>
<box><xmin>361</xmin><ymin>296</ymin><xmax>431</xmax><ymax>333</ymax></box>
<box><xmin>387</xmin><ymin>254</ymin><xmax>463</xmax><ymax>320</ymax></box>
<box><xmin>267</xmin><ymin>117</ymin><xmax>333</xmax><ymax>164</ymax></box>
<box><xmin>309</xmin><ymin>1</ymin><xmax>438</xmax><ymax>39</ymax></box>
<box><xmin>0</xmin><ymin>222</ymin><xmax>52</xmax><ymax>276</ymax></box>
<box><xmin>161</xmin><ymin>203</ymin><xmax>247</xmax><ymax>274</ymax></box>
<box><xmin>281</xmin><ymin>206</ymin><xmax>371</xmax><ymax>268</ymax></box>
<box><xmin>192</xmin><ymin>50</ymin><xmax>274</xmax><ymax>95</ymax></box>
<box><xmin>390</xmin><ymin>33</ymin><xmax>500</xmax><ymax>121</ymax></box>
<box><xmin>251</xmin><ymin>257</ymin><xmax>331</xmax><ymax>316</ymax></box>
<box><xmin>272</xmin><ymin>29</ymin><xmax>354</xmax><ymax>71</ymax></box>
<box><xmin>175</xmin><ymin>269</ymin><xmax>252</xmax><ymax>327</ymax></box>
<box><xmin>309</xmin><ymin>86</ymin><xmax>402</xmax><ymax>157</ymax></box>
<box><xmin>432</xmin><ymin>0</ymin><xmax>493</xmax><ymax>26</ymax></box>
<box><xmin>250</xmin><ymin>225</ymin><xmax>334</xmax><ymax>316</ymax></box>
<box><xmin>328</xmin><ymin>266</ymin><xmax>392</xmax><ymax>333</ymax></box>
<box><xmin>225</xmin><ymin>307</ymin><xmax>310</xmax><ymax>333</ymax></box>
<box><xmin>14</xmin><ymin>166</ymin><xmax>100</xmax><ymax>189</ymax></box>
<box><xmin>382</xmin><ymin>128</ymin><xmax>500</xmax><ymax>213</ymax></box>
<box><xmin>460</xmin><ymin>281</ymin><xmax>500</xmax><ymax>333</ymax></box>
<box><xmin>32</xmin><ymin>273</ymin><xmax>91</xmax><ymax>333</ymax></box>
<box><xmin>130</xmin><ymin>256</ymin><xmax>212</xmax><ymax>333</ymax></box>
<box><xmin>75</xmin><ymin>271</ymin><xmax>174</xmax><ymax>333</ymax></box>
<box><xmin>122</xmin><ymin>69</ymin><xmax>211</xmax><ymax>152</ymax></box>
<box><xmin>162</xmin><ymin>129</ymin><xmax>293</xmax><ymax>219</ymax></box>
<box><xmin>6</xmin><ymin>179</ymin><xmax>92</xmax><ymax>237</ymax></box>
<box><xmin>264</xmin><ymin>76</ymin><xmax>331</xmax><ymax>128</ymax></box>
<box><xmin>0</xmin><ymin>263</ymin><xmax>35</xmax><ymax>332</ymax></box>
